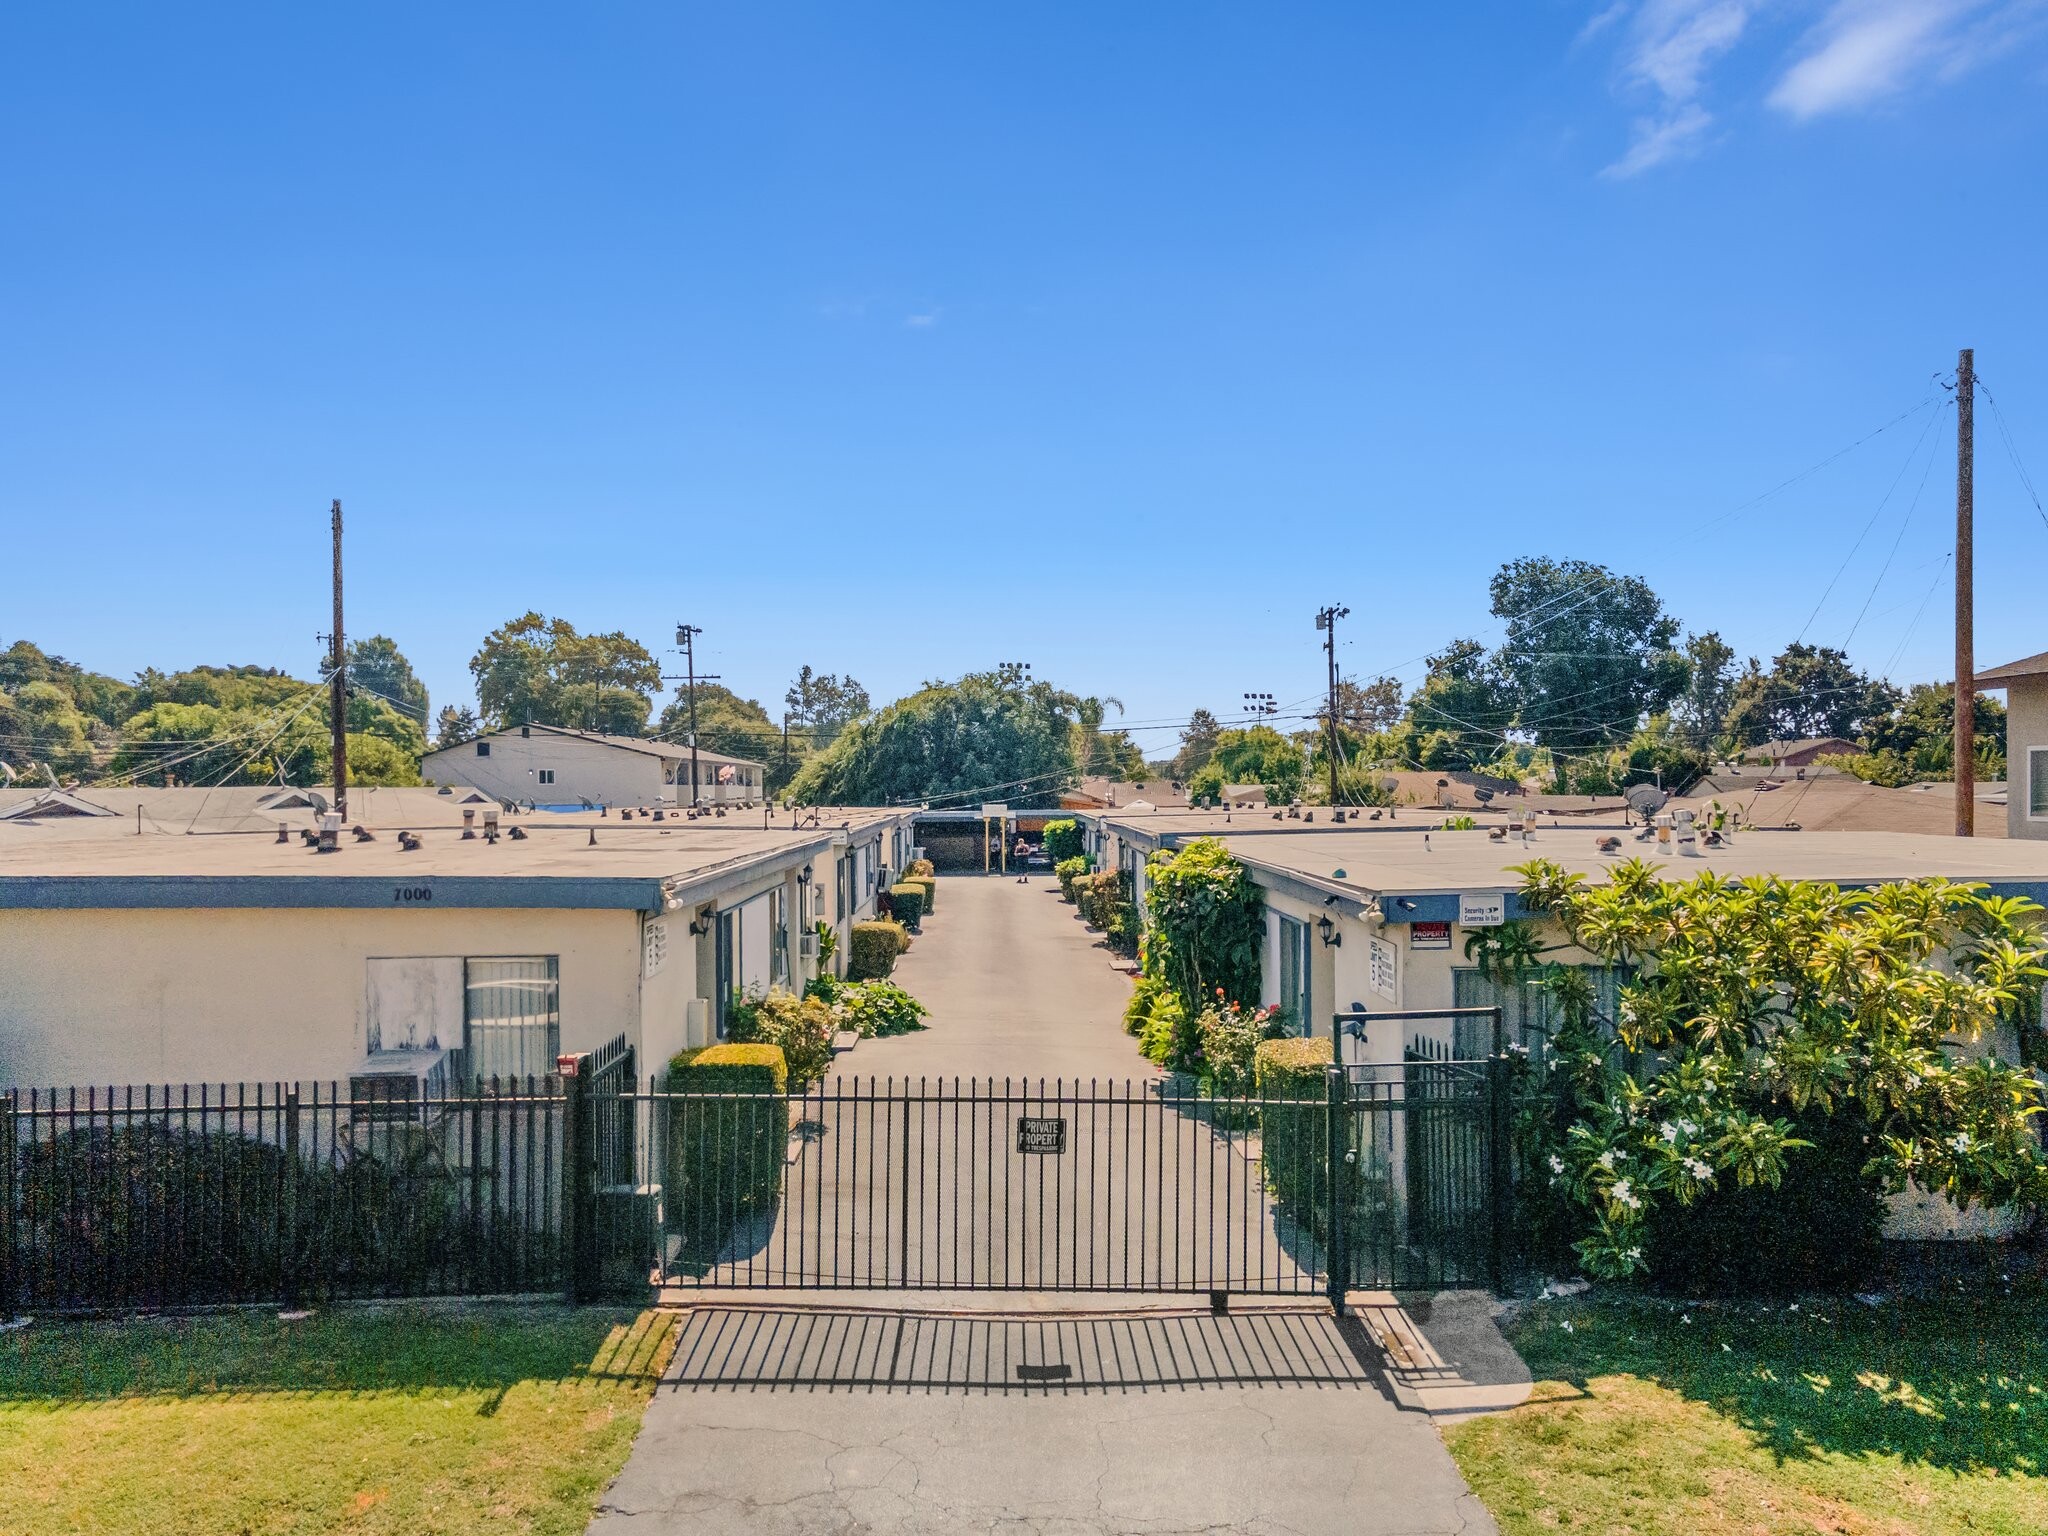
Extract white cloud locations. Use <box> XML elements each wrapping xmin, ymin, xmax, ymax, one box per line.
<box><xmin>903</xmin><ymin>311</ymin><xmax>941</xmax><ymax>329</ymax></box>
<box><xmin>1602</xmin><ymin>1</ymin><xmax>1764</xmax><ymax>176</ymax></box>
<box><xmin>1769</xmin><ymin>0</ymin><xmax>2043</xmax><ymax>117</ymax></box>
<box><xmin>1577</xmin><ymin>1</ymin><xmax>1635</xmax><ymax>47</ymax></box>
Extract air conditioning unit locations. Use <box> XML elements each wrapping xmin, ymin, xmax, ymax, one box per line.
<box><xmin>345</xmin><ymin>1045</ymin><xmax>460</xmax><ymax>1155</ymax></box>
<box><xmin>799</xmin><ymin>930</ymin><xmax>820</xmax><ymax>960</ymax></box>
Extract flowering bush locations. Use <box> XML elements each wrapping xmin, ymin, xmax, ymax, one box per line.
<box><xmin>1515</xmin><ymin>857</ymin><xmax>2048</xmax><ymax>1283</ymax></box>
<box><xmin>1195</xmin><ymin>994</ymin><xmax>1288</xmax><ymax>1093</ymax></box>
<box><xmin>724</xmin><ymin>988</ymin><xmax>836</xmax><ymax>1091</ymax></box>
<box><xmin>836</xmin><ymin>980</ymin><xmax>929</xmax><ymax>1038</ymax></box>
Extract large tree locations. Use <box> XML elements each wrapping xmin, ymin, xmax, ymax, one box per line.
<box><xmin>0</xmin><ymin>639</ymin><xmax>133</xmax><ymax>725</ymax></box>
<box><xmin>435</xmin><ymin>704</ymin><xmax>478</xmax><ymax>747</ymax></box>
<box><xmin>1850</xmin><ymin>682</ymin><xmax>2006</xmax><ymax>786</ymax></box>
<box><xmin>0</xmin><ymin>681</ymin><xmax>96</xmax><ymax>778</ymax></box>
<box><xmin>1488</xmin><ymin>557</ymin><xmax>1686</xmax><ymax>751</ymax></box>
<box><xmin>469</xmin><ymin>613</ymin><xmax>661</xmax><ymax>735</ymax></box>
<box><xmin>656</xmin><ymin>683</ymin><xmax>808</xmax><ymax>792</ymax></box>
<box><xmin>1404</xmin><ymin>638</ymin><xmax>1515</xmax><ymax>769</ymax></box>
<box><xmin>1671</xmin><ymin>631</ymin><xmax>1736</xmax><ymax>747</ymax></box>
<box><xmin>787</xmin><ymin>670</ymin><xmax>1078</xmax><ymax>806</ymax></box>
<box><xmin>1173</xmin><ymin>708</ymin><xmax>1222</xmax><ymax>779</ymax></box>
<box><xmin>346</xmin><ymin>635</ymin><xmax>428</xmax><ymax>725</ymax></box>
<box><xmin>1723</xmin><ymin>642</ymin><xmax>1900</xmax><ymax>746</ymax></box>
<box><xmin>1185</xmin><ymin>726</ymin><xmax>1307</xmax><ymax>805</ymax></box>
<box><xmin>784</xmin><ymin>666</ymin><xmax>871</xmax><ymax>750</ymax></box>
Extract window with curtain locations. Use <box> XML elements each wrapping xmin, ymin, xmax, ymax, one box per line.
<box><xmin>464</xmin><ymin>956</ymin><xmax>560</xmax><ymax>1081</ymax></box>
<box><xmin>768</xmin><ymin>887</ymin><xmax>788</xmax><ymax>988</ymax></box>
<box><xmin>1450</xmin><ymin>965</ymin><xmax>1628</xmax><ymax>1064</ymax></box>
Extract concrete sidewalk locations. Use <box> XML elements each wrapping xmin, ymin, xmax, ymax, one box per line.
<box><xmin>590</xmin><ymin>1301</ymin><xmax>1500</xmax><ymax>1536</ymax></box>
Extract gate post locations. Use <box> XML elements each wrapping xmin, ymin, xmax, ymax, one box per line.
<box><xmin>560</xmin><ymin>1055</ymin><xmax>599</xmax><ymax>1303</ymax></box>
<box><xmin>1486</xmin><ymin>1006</ymin><xmax>1511</xmax><ymax>1294</ymax></box>
<box><xmin>1324</xmin><ymin>1064</ymin><xmax>1350</xmax><ymax>1316</ymax></box>
<box><xmin>0</xmin><ymin>1091</ymin><xmax>16</xmax><ymax>1319</ymax></box>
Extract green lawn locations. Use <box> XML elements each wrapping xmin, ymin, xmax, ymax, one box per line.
<box><xmin>1446</xmin><ymin>1294</ymin><xmax>2047</xmax><ymax>1536</ymax></box>
<box><xmin>0</xmin><ymin>1304</ymin><xmax>676</xmax><ymax>1536</ymax></box>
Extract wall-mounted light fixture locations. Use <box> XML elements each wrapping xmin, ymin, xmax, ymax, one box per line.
<box><xmin>799</xmin><ymin>864</ymin><xmax>814</xmax><ymax>884</ymax></box>
<box><xmin>1317</xmin><ymin>913</ymin><xmax>1341</xmax><ymax>948</ymax></box>
<box><xmin>688</xmin><ymin>908</ymin><xmax>712</xmax><ymax>937</ymax></box>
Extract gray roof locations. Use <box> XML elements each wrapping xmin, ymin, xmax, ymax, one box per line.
<box><xmin>1976</xmin><ymin>650</ymin><xmax>2048</xmax><ymax>687</ymax></box>
<box><xmin>425</xmin><ymin>723</ymin><xmax>764</xmax><ymax>771</ymax></box>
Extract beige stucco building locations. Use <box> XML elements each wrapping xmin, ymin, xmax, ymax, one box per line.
<box><xmin>1978</xmin><ymin>650</ymin><xmax>2048</xmax><ymax>840</ymax></box>
<box><xmin>420</xmin><ymin>723</ymin><xmax>767</xmax><ymax>809</ymax></box>
<box><xmin>0</xmin><ymin>791</ymin><xmax>911</xmax><ymax>1089</ymax></box>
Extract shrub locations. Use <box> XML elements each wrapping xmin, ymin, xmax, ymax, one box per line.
<box><xmin>1123</xmin><ymin>975</ymin><xmax>1165</xmax><ymax>1036</ymax></box>
<box><xmin>1642</xmin><ymin>1112</ymin><xmax>1886</xmax><ymax>1296</ymax></box>
<box><xmin>838</xmin><ymin>980</ymin><xmax>930</xmax><ymax>1038</ymax></box>
<box><xmin>1043</xmin><ymin>819</ymin><xmax>1085</xmax><ymax>864</ymax></box>
<box><xmin>813</xmin><ymin>920</ymin><xmax>839</xmax><ymax>967</ymax></box>
<box><xmin>889</xmin><ymin>882</ymin><xmax>926</xmax><ymax>931</ymax></box>
<box><xmin>900</xmin><ymin>874</ymin><xmax>935</xmax><ymax>914</ymax></box>
<box><xmin>664</xmin><ymin>1043</ymin><xmax>788</xmax><ymax>1254</ymax></box>
<box><xmin>804</xmin><ymin>971</ymin><xmax>843</xmax><ymax>1005</ymax></box>
<box><xmin>905</xmin><ymin>857</ymin><xmax>935</xmax><ymax>879</ymax></box>
<box><xmin>1197</xmin><ymin>998</ymin><xmax>1287</xmax><ymax>1093</ymax></box>
<box><xmin>724</xmin><ymin>989</ymin><xmax>835</xmax><ymax>1091</ymax></box>
<box><xmin>1055</xmin><ymin>855</ymin><xmax>1090</xmax><ymax>902</ymax></box>
<box><xmin>1138</xmin><ymin>990</ymin><xmax>1196</xmax><ymax>1069</ymax></box>
<box><xmin>1145</xmin><ymin>838</ymin><xmax>1264</xmax><ymax>1025</ymax></box>
<box><xmin>848</xmin><ymin>920</ymin><xmax>908</xmax><ymax>981</ymax></box>
<box><xmin>1256</xmin><ymin>1037</ymin><xmax>1333</xmax><ymax>1223</ymax></box>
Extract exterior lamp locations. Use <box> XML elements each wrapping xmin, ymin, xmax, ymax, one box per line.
<box><xmin>1317</xmin><ymin>914</ymin><xmax>1341</xmax><ymax>948</ymax></box>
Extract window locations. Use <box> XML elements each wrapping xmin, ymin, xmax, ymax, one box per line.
<box><xmin>768</xmin><ymin>887</ymin><xmax>789</xmax><ymax>988</ymax></box>
<box><xmin>714</xmin><ymin>911</ymin><xmax>738</xmax><ymax>1035</ymax></box>
<box><xmin>476</xmin><ymin>741</ymin><xmax>491</xmax><ymax>757</ymax></box>
<box><xmin>1275</xmin><ymin>915</ymin><xmax>1312</xmax><ymax>1035</ymax></box>
<box><xmin>835</xmin><ymin>857</ymin><xmax>847</xmax><ymax>922</ymax></box>
<box><xmin>2030</xmin><ymin>748</ymin><xmax>2048</xmax><ymax>819</ymax></box>
<box><xmin>538</xmin><ymin>769</ymin><xmax>555</xmax><ymax>785</ymax></box>
<box><xmin>1451</xmin><ymin>965</ymin><xmax>1628</xmax><ymax>1064</ymax></box>
<box><xmin>463</xmin><ymin>957</ymin><xmax>559</xmax><ymax>1080</ymax></box>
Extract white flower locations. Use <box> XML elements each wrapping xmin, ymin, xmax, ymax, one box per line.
<box><xmin>1548</xmin><ymin>1154</ymin><xmax>1566</xmax><ymax>1174</ymax></box>
<box><xmin>1684</xmin><ymin>1157</ymin><xmax>1713</xmax><ymax>1181</ymax></box>
<box><xmin>1677</xmin><ymin>1118</ymin><xmax>1699</xmax><ymax>1136</ymax></box>
<box><xmin>1597</xmin><ymin>1149</ymin><xmax>1618</xmax><ymax>1170</ymax></box>
<box><xmin>1659</xmin><ymin>1122</ymin><xmax>1678</xmax><ymax>1144</ymax></box>
<box><xmin>1625</xmin><ymin>1247</ymin><xmax>1643</xmax><ymax>1263</ymax></box>
<box><xmin>1950</xmin><ymin>1132</ymin><xmax>1972</xmax><ymax>1154</ymax></box>
<box><xmin>1611</xmin><ymin>1179</ymin><xmax>1641</xmax><ymax>1211</ymax></box>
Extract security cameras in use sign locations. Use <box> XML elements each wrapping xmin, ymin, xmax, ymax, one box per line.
<box><xmin>1457</xmin><ymin>892</ymin><xmax>1506</xmax><ymax>927</ymax></box>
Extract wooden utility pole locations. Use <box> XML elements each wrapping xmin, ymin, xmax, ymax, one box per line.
<box><xmin>329</xmin><ymin>499</ymin><xmax>349</xmax><ymax>823</ymax></box>
<box><xmin>672</xmin><ymin>625</ymin><xmax>718</xmax><ymax>807</ymax></box>
<box><xmin>1955</xmin><ymin>349</ymin><xmax>1975</xmax><ymax>837</ymax></box>
<box><xmin>1316</xmin><ymin>604</ymin><xmax>1349</xmax><ymax>809</ymax></box>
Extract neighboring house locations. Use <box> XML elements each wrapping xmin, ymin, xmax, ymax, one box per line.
<box><xmin>1059</xmin><ymin>776</ymin><xmax>1193</xmax><ymax>812</ymax></box>
<box><xmin>1088</xmin><ymin>811</ymin><xmax>2048</xmax><ymax>1241</ymax></box>
<box><xmin>1752</xmin><ymin>736</ymin><xmax>1863</xmax><ymax>767</ymax></box>
<box><xmin>1978</xmin><ymin>649</ymin><xmax>2048</xmax><ymax>840</ymax></box>
<box><xmin>1678</xmin><ymin>770</ymin><xmax>2007</xmax><ymax>838</ymax></box>
<box><xmin>421</xmin><ymin>723</ymin><xmax>766</xmax><ymax>808</ymax></box>
<box><xmin>0</xmin><ymin>799</ymin><xmax>911</xmax><ymax>1088</ymax></box>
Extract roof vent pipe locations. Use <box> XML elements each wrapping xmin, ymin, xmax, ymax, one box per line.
<box><xmin>462</xmin><ymin>808</ymin><xmax>477</xmax><ymax>840</ymax></box>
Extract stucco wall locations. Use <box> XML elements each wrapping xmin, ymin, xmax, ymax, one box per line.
<box><xmin>0</xmin><ymin>905</ymin><xmax>644</xmax><ymax>1088</ymax></box>
<box><xmin>2007</xmin><ymin>678</ymin><xmax>2048</xmax><ymax>840</ymax></box>
<box><xmin>422</xmin><ymin>733</ymin><xmax>668</xmax><ymax>807</ymax></box>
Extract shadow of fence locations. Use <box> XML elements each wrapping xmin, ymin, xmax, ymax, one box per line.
<box><xmin>662</xmin><ymin>1305</ymin><xmax>1392</xmax><ymax>1395</ymax></box>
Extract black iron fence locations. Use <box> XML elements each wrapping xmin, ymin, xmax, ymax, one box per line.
<box><xmin>3</xmin><ymin>1022</ymin><xmax>1535</xmax><ymax>1315</ymax></box>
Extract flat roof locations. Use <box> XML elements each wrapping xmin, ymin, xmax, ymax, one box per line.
<box><xmin>425</xmin><ymin>723</ymin><xmax>764</xmax><ymax>770</ymax></box>
<box><xmin>1168</xmin><ymin>826</ymin><xmax>2048</xmax><ymax>924</ymax></box>
<box><xmin>0</xmin><ymin>807</ymin><xmax>907</xmax><ymax>911</ymax></box>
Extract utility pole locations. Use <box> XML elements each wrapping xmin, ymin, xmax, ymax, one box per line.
<box><xmin>329</xmin><ymin>499</ymin><xmax>349</xmax><ymax>823</ymax></box>
<box><xmin>1316</xmin><ymin>604</ymin><xmax>1350</xmax><ymax>808</ymax></box>
<box><xmin>671</xmin><ymin>626</ymin><xmax>719</xmax><ymax>808</ymax></box>
<box><xmin>1955</xmin><ymin>349</ymin><xmax>1975</xmax><ymax>837</ymax></box>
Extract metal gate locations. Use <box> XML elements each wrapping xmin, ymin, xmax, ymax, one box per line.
<box><xmin>606</xmin><ymin>1012</ymin><xmax>1514</xmax><ymax>1306</ymax></box>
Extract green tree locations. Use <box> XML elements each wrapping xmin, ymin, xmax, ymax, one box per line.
<box><xmin>1552</xmin><ymin>714</ymin><xmax>1710</xmax><ymax>796</ymax></box>
<box><xmin>1489</xmin><ymin>557</ymin><xmax>1686</xmax><ymax>752</ymax></box>
<box><xmin>0</xmin><ymin>639</ymin><xmax>134</xmax><ymax>725</ymax></box>
<box><xmin>1841</xmin><ymin>682</ymin><xmax>2006</xmax><ymax>786</ymax></box>
<box><xmin>784</xmin><ymin>667</ymin><xmax>871</xmax><ymax>750</ymax></box>
<box><xmin>1723</xmin><ymin>642</ymin><xmax>1900</xmax><ymax>746</ymax></box>
<box><xmin>1144</xmin><ymin>838</ymin><xmax>1266</xmax><ymax>1024</ymax></box>
<box><xmin>435</xmin><ymin>704</ymin><xmax>478</xmax><ymax>747</ymax></box>
<box><xmin>1185</xmin><ymin>726</ymin><xmax>1306</xmax><ymax>805</ymax></box>
<box><xmin>656</xmin><ymin>684</ymin><xmax>802</xmax><ymax>792</ymax></box>
<box><xmin>1317</xmin><ymin>676</ymin><xmax>1404</xmax><ymax>735</ymax></box>
<box><xmin>0</xmin><ymin>681</ymin><xmax>96</xmax><ymax>778</ymax></box>
<box><xmin>1070</xmin><ymin>695</ymin><xmax>1130</xmax><ymax>776</ymax></box>
<box><xmin>1405</xmin><ymin>638</ymin><xmax>1514</xmax><ymax>769</ymax></box>
<box><xmin>1172</xmin><ymin>708</ymin><xmax>1222</xmax><ymax>779</ymax></box>
<box><xmin>1516</xmin><ymin>858</ymin><xmax>2048</xmax><ymax>1280</ymax></box>
<box><xmin>346</xmin><ymin>636</ymin><xmax>428</xmax><ymax>725</ymax></box>
<box><xmin>787</xmin><ymin>670</ymin><xmax>1079</xmax><ymax>806</ymax></box>
<box><xmin>1672</xmin><ymin>631</ymin><xmax>1736</xmax><ymax>746</ymax></box>
<box><xmin>469</xmin><ymin>614</ymin><xmax>660</xmax><ymax>735</ymax></box>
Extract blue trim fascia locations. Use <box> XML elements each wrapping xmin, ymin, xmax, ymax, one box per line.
<box><xmin>0</xmin><ymin>875</ymin><xmax>670</xmax><ymax>913</ymax></box>
<box><xmin>1375</xmin><ymin>880</ymin><xmax>2048</xmax><ymax>925</ymax></box>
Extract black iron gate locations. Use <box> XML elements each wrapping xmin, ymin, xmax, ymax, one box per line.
<box><xmin>600</xmin><ymin>1012</ymin><xmax>1515</xmax><ymax>1307</ymax></box>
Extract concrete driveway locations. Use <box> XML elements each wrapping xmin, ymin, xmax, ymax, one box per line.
<box><xmin>590</xmin><ymin>1300</ymin><xmax>1500</xmax><ymax>1536</ymax></box>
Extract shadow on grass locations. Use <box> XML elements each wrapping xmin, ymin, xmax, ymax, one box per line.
<box><xmin>0</xmin><ymin>1304</ymin><xmax>671</xmax><ymax>1407</ymax></box>
<box><xmin>1510</xmin><ymin>1295</ymin><xmax>2047</xmax><ymax>1476</ymax></box>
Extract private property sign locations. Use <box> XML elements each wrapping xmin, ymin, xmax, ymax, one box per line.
<box><xmin>1016</xmin><ymin>1117</ymin><xmax>1067</xmax><ymax>1154</ymax></box>
<box><xmin>1457</xmin><ymin>891</ymin><xmax>1506</xmax><ymax>928</ymax></box>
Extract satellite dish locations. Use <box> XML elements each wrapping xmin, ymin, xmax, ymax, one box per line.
<box><xmin>1474</xmin><ymin>787</ymin><xmax>1494</xmax><ymax>804</ymax></box>
<box><xmin>1624</xmin><ymin>784</ymin><xmax>1668</xmax><ymax>821</ymax></box>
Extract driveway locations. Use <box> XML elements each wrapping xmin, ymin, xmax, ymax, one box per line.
<box><xmin>589</xmin><ymin>1301</ymin><xmax>1500</xmax><ymax>1536</ymax></box>
<box><xmin>850</xmin><ymin>874</ymin><xmax>1147</xmax><ymax>1080</ymax></box>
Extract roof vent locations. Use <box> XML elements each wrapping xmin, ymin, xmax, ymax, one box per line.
<box><xmin>353</xmin><ymin>825</ymin><xmax>375</xmax><ymax>842</ymax></box>
<box><xmin>398</xmin><ymin>830</ymin><xmax>422</xmax><ymax>852</ymax></box>
<box><xmin>276</xmin><ymin>822</ymin><xmax>290</xmax><ymax>844</ymax></box>
<box><xmin>509</xmin><ymin>825</ymin><xmax>527</xmax><ymax>840</ymax></box>
<box><xmin>462</xmin><ymin>808</ymin><xmax>477</xmax><ymax>840</ymax></box>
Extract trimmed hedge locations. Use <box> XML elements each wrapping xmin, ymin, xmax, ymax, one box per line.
<box><xmin>665</xmin><ymin>1043</ymin><xmax>789</xmax><ymax>1255</ymax></box>
<box><xmin>1043</xmin><ymin>818</ymin><xmax>1085</xmax><ymax>864</ymax></box>
<box><xmin>848</xmin><ymin>919</ymin><xmax>909</xmax><ymax>981</ymax></box>
<box><xmin>902</xmin><ymin>874</ymin><xmax>936</xmax><ymax>913</ymax></box>
<box><xmin>1056</xmin><ymin>855</ymin><xmax>1091</xmax><ymax>903</ymax></box>
<box><xmin>724</xmin><ymin>990</ymin><xmax>834</xmax><ymax>1091</ymax></box>
<box><xmin>1255</xmin><ymin>1037</ymin><xmax>1333</xmax><ymax>1226</ymax></box>
<box><xmin>905</xmin><ymin>857</ymin><xmax>936</xmax><ymax>879</ymax></box>
<box><xmin>889</xmin><ymin>882</ymin><xmax>926</xmax><ymax>931</ymax></box>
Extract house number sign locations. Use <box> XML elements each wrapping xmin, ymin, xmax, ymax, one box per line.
<box><xmin>1016</xmin><ymin>1117</ymin><xmax>1067</xmax><ymax>1154</ymax></box>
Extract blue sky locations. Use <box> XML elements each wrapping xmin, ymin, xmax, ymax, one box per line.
<box><xmin>4</xmin><ymin>2</ymin><xmax>2046</xmax><ymax>757</ymax></box>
